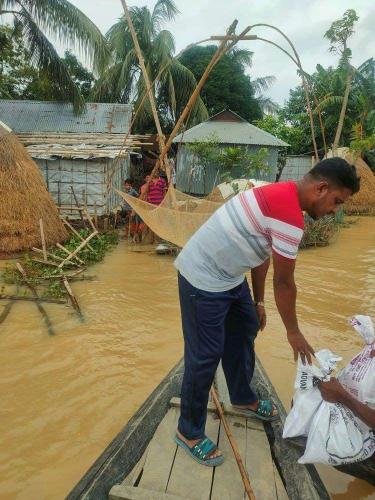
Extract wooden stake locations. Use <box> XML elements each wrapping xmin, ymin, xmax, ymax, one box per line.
<box><xmin>210</xmin><ymin>386</ymin><xmax>256</xmax><ymax>500</ymax></box>
<box><xmin>39</xmin><ymin>218</ymin><xmax>47</xmax><ymax>262</ymax></box>
<box><xmin>15</xmin><ymin>263</ymin><xmax>55</xmax><ymax>336</ymax></box>
<box><xmin>58</xmin><ymin>231</ymin><xmax>98</xmax><ymax>268</ymax></box>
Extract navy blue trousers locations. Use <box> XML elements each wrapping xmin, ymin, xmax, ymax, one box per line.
<box><xmin>177</xmin><ymin>272</ymin><xmax>259</xmax><ymax>440</ymax></box>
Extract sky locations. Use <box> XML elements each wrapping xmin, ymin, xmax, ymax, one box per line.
<box><xmin>66</xmin><ymin>0</ymin><xmax>374</xmax><ymax>105</ymax></box>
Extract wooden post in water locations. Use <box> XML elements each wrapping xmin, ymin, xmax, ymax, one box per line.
<box><xmin>39</xmin><ymin>218</ymin><xmax>47</xmax><ymax>262</ymax></box>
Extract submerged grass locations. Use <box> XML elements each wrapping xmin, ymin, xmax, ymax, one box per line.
<box><xmin>1</xmin><ymin>230</ymin><xmax>119</xmax><ymax>299</ymax></box>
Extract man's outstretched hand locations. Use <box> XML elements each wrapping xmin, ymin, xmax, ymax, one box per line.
<box><xmin>287</xmin><ymin>329</ymin><xmax>315</xmax><ymax>365</ymax></box>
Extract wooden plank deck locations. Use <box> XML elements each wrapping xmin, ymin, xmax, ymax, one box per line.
<box><xmin>109</xmin><ymin>363</ymin><xmax>288</xmax><ymax>500</ymax></box>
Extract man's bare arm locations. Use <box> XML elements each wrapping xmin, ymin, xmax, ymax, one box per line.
<box><xmin>272</xmin><ymin>252</ymin><xmax>315</xmax><ymax>364</ymax></box>
<box><xmin>251</xmin><ymin>258</ymin><xmax>270</xmax><ymax>303</ymax></box>
<box><xmin>319</xmin><ymin>378</ymin><xmax>375</xmax><ymax>428</ymax></box>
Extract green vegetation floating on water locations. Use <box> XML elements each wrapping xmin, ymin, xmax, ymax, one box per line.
<box><xmin>300</xmin><ymin>211</ymin><xmax>347</xmax><ymax>249</ymax></box>
<box><xmin>1</xmin><ymin>230</ymin><xmax>118</xmax><ymax>299</ymax></box>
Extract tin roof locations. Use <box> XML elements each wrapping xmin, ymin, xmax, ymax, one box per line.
<box><xmin>174</xmin><ymin>109</ymin><xmax>289</xmax><ymax>147</ymax></box>
<box><xmin>0</xmin><ymin>100</ymin><xmax>132</xmax><ymax>134</ymax></box>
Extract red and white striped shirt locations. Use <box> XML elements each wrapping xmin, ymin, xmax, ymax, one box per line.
<box><xmin>174</xmin><ymin>181</ymin><xmax>304</xmax><ymax>292</ymax></box>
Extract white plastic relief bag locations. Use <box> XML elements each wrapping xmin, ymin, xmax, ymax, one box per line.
<box><xmin>298</xmin><ymin>401</ymin><xmax>375</xmax><ymax>466</ymax></box>
<box><xmin>286</xmin><ymin>315</ymin><xmax>375</xmax><ymax>466</ymax></box>
<box><xmin>338</xmin><ymin>315</ymin><xmax>375</xmax><ymax>408</ymax></box>
<box><xmin>282</xmin><ymin>350</ymin><xmax>342</xmax><ymax>439</ymax></box>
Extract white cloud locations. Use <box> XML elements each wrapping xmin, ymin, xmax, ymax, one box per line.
<box><xmin>66</xmin><ymin>0</ymin><xmax>374</xmax><ymax>104</ymax></box>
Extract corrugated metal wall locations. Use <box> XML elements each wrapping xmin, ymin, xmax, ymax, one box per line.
<box><xmin>176</xmin><ymin>145</ymin><xmax>279</xmax><ymax>194</ymax></box>
<box><xmin>279</xmin><ymin>156</ymin><xmax>313</xmax><ymax>181</ymax></box>
<box><xmin>36</xmin><ymin>158</ymin><xmax>129</xmax><ymax>216</ymax></box>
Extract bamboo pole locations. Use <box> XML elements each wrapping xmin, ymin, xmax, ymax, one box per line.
<box><xmin>32</xmin><ymin>246</ymin><xmax>74</xmax><ymax>265</ymax></box>
<box><xmin>62</xmin><ymin>276</ymin><xmax>82</xmax><ymax>317</ymax></box>
<box><xmin>32</xmin><ymin>258</ymin><xmax>61</xmax><ymax>267</ymax></box>
<box><xmin>120</xmin><ymin>0</ymin><xmax>165</xmax><ymax>153</ymax></box>
<box><xmin>249</xmin><ymin>23</ymin><xmax>319</xmax><ymax>161</ymax></box>
<box><xmin>0</xmin><ymin>301</ymin><xmax>14</xmax><ymax>325</ymax></box>
<box><xmin>56</xmin><ymin>243</ymin><xmax>85</xmax><ymax>265</ymax></box>
<box><xmin>62</xmin><ymin>218</ymin><xmax>95</xmax><ymax>251</ymax></box>
<box><xmin>151</xmin><ymin>20</ymin><xmax>244</xmax><ymax>175</ymax></box>
<box><xmin>58</xmin><ymin>231</ymin><xmax>98</xmax><ymax>268</ymax></box>
<box><xmin>83</xmin><ymin>207</ymin><xmax>100</xmax><ymax>236</ymax></box>
<box><xmin>39</xmin><ymin>219</ymin><xmax>47</xmax><ymax>262</ymax></box>
<box><xmin>15</xmin><ymin>263</ymin><xmax>55</xmax><ymax>336</ymax></box>
<box><xmin>94</xmin><ymin>202</ymin><xmax>98</xmax><ymax>230</ymax></box>
<box><xmin>70</xmin><ymin>185</ymin><xmax>87</xmax><ymax>228</ymax></box>
<box><xmin>0</xmin><ymin>294</ymin><xmax>66</xmax><ymax>304</ymax></box>
<box><xmin>210</xmin><ymin>386</ymin><xmax>256</xmax><ymax>500</ymax></box>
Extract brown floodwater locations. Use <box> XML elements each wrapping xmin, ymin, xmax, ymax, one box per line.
<box><xmin>0</xmin><ymin>217</ymin><xmax>374</xmax><ymax>500</ymax></box>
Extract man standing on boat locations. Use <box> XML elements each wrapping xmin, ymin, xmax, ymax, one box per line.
<box><xmin>173</xmin><ymin>157</ymin><xmax>360</xmax><ymax>466</ymax></box>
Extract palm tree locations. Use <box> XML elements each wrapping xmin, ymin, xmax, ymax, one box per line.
<box><xmin>0</xmin><ymin>0</ymin><xmax>110</xmax><ymax>111</ymax></box>
<box><xmin>93</xmin><ymin>0</ymin><xmax>208</xmax><ymax>132</ymax></box>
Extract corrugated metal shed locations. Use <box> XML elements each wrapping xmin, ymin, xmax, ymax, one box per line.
<box><xmin>174</xmin><ymin>110</ymin><xmax>288</xmax><ymax>194</ymax></box>
<box><xmin>173</xmin><ymin>114</ymin><xmax>288</xmax><ymax>147</ymax></box>
<box><xmin>279</xmin><ymin>155</ymin><xmax>313</xmax><ymax>181</ymax></box>
<box><xmin>0</xmin><ymin>100</ymin><xmax>132</xmax><ymax>134</ymax></box>
<box><xmin>176</xmin><ymin>145</ymin><xmax>278</xmax><ymax>194</ymax></box>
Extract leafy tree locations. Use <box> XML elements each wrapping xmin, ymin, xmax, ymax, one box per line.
<box><xmin>0</xmin><ymin>24</ymin><xmax>37</xmax><ymax>98</ymax></box>
<box><xmin>0</xmin><ymin>0</ymin><xmax>109</xmax><ymax>111</ymax></box>
<box><xmin>282</xmin><ymin>57</ymin><xmax>375</xmax><ymax>155</ymax></box>
<box><xmin>93</xmin><ymin>0</ymin><xmax>207</xmax><ymax>133</ymax></box>
<box><xmin>179</xmin><ymin>45</ymin><xmax>277</xmax><ymax>122</ymax></box>
<box><xmin>61</xmin><ymin>50</ymin><xmax>95</xmax><ymax>99</ymax></box>
<box><xmin>254</xmin><ymin>115</ymin><xmax>306</xmax><ymax>155</ymax></box>
<box><xmin>0</xmin><ymin>25</ymin><xmax>95</xmax><ymax>102</ymax></box>
<box><xmin>324</xmin><ymin>9</ymin><xmax>359</xmax><ymax>150</ymax></box>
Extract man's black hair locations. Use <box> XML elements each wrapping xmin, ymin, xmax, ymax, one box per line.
<box><xmin>124</xmin><ymin>178</ymin><xmax>132</xmax><ymax>184</ymax></box>
<box><xmin>308</xmin><ymin>157</ymin><xmax>360</xmax><ymax>194</ymax></box>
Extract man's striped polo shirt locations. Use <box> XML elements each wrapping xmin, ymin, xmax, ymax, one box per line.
<box><xmin>174</xmin><ymin>181</ymin><xmax>304</xmax><ymax>292</ymax></box>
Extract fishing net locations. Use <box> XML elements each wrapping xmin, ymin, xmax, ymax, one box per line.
<box><xmin>117</xmin><ymin>184</ymin><xmax>223</xmax><ymax>247</ymax></box>
<box><xmin>117</xmin><ymin>179</ymin><xmax>269</xmax><ymax>247</ymax></box>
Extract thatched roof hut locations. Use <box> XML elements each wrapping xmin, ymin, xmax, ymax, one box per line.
<box><xmin>0</xmin><ymin>121</ymin><xmax>67</xmax><ymax>254</ymax></box>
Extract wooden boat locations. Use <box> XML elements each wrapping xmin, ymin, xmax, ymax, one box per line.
<box><xmin>67</xmin><ymin>357</ymin><xmax>332</xmax><ymax>500</ymax></box>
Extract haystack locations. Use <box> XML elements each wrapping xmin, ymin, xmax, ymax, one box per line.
<box><xmin>0</xmin><ymin>121</ymin><xmax>67</xmax><ymax>253</ymax></box>
<box><xmin>345</xmin><ymin>154</ymin><xmax>375</xmax><ymax>215</ymax></box>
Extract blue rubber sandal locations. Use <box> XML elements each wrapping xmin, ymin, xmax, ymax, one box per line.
<box><xmin>174</xmin><ymin>435</ymin><xmax>224</xmax><ymax>467</ymax></box>
<box><xmin>233</xmin><ymin>399</ymin><xmax>279</xmax><ymax>421</ymax></box>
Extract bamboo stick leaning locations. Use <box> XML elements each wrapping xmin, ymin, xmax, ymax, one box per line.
<box><xmin>211</xmin><ymin>386</ymin><xmax>256</xmax><ymax>500</ymax></box>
